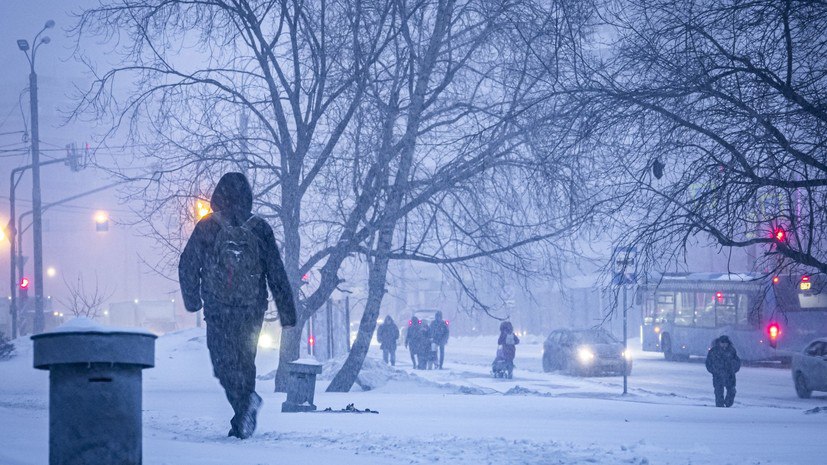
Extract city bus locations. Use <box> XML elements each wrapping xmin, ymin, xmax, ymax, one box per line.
<box><xmin>640</xmin><ymin>272</ymin><xmax>827</xmax><ymax>362</ymax></box>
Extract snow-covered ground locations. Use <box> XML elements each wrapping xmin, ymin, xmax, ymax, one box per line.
<box><xmin>1</xmin><ymin>328</ymin><xmax>825</xmax><ymax>464</ymax></box>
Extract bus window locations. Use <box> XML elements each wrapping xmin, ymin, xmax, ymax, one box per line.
<box><xmin>655</xmin><ymin>291</ymin><xmax>675</xmax><ymax>324</ymax></box>
<box><xmin>695</xmin><ymin>293</ymin><xmax>716</xmax><ymax>328</ymax></box>
<box><xmin>716</xmin><ymin>293</ymin><xmax>737</xmax><ymax>326</ymax></box>
<box><xmin>736</xmin><ymin>294</ymin><xmax>749</xmax><ymax>327</ymax></box>
<box><xmin>675</xmin><ymin>292</ymin><xmax>694</xmax><ymax>326</ymax></box>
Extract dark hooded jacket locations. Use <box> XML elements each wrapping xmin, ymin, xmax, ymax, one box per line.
<box><xmin>429</xmin><ymin>311</ymin><xmax>449</xmax><ymax>345</ymax></box>
<box><xmin>377</xmin><ymin>317</ymin><xmax>400</xmax><ymax>351</ymax></box>
<box><xmin>178</xmin><ymin>173</ymin><xmax>297</xmax><ymax>326</ymax></box>
<box><xmin>497</xmin><ymin>321</ymin><xmax>520</xmax><ymax>362</ymax></box>
<box><xmin>705</xmin><ymin>335</ymin><xmax>741</xmax><ymax>382</ymax></box>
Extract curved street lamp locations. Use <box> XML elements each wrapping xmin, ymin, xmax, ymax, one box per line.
<box><xmin>13</xmin><ymin>19</ymin><xmax>55</xmax><ymax>334</ymax></box>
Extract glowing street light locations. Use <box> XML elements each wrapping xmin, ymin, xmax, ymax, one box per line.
<box><xmin>196</xmin><ymin>200</ymin><xmax>211</xmax><ymax>220</ymax></box>
<box><xmin>94</xmin><ymin>211</ymin><xmax>109</xmax><ymax>232</ymax></box>
<box><xmin>46</xmin><ymin>266</ymin><xmax>56</xmax><ymax>278</ymax></box>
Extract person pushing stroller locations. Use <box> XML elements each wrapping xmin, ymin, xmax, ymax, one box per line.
<box><xmin>493</xmin><ymin>321</ymin><xmax>519</xmax><ymax>379</ymax></box>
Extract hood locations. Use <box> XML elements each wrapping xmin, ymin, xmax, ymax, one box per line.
<box><xmin>383</xmin><ymin>316</ymin><xmax>395</xmax><ymax>325</ymax></box>
<box><xmin>435</xmin><ymin>311</ymin><xmax>443</xmax><ymax>320</ymax></box>
<box><xmin>717</xmin><ymin>335</ymin><xmax>732</xmax><ymax>345</ymax></box>
<box><xmin>211</xmin><ymin>172</ymin><xmax>253</xmax><ymax>216</ymax></box>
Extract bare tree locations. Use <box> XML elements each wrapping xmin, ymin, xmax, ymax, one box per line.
<box><xmin>58</xmin><ymin>274</ymin><xmax>114</xmax><ymax>319</ymax></box>
<box><xmin>572</xmin><ymin>0</ymin><xmax>827</xmax><ymax>276</ymax></box>
<box><xmin>73</xmin><ymin>0</ymin><xmax>396</xmax><ymax>390</ymax></box>
<box><xmin>72</xmin><ymin>0</ymin><xmax>599</xmax><ymax>394</ymax></box>
<box><xmin>326</xmin><ymin>0</ymin><xmax>600</xmax><ymax>391</ymax></box>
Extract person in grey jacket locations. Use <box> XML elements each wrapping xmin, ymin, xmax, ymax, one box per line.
<box><xmin>179</xmin><ymin>172</ymin><xmax>296</xmax><ymax>438</ymax></box>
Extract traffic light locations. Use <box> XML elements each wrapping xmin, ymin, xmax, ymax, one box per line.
<box><xmin>19</xmin><ymin>277</ymin><xmax>30</xmax><ymax>298</ymax></box>
<box><xmin>772</xmin><ymin>226</ymin><xmax>786</xmax><ymax>242</ymax></box>
<box><xmin>767</xmin><ymin>322</ymin><xmax>781</xmax><ymax>348</ymax></box>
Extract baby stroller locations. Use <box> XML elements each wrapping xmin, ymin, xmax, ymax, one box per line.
<box><xmin>491</xmin><ymin>346</ymin><xmax>510</xmax><ymax>378</ymax></box>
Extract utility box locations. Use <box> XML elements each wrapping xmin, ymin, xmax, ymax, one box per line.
<box><xmin>31</xmin><ymin>318</ymin><xmax>156</xmax><ymax>465</ymax></box>
<box><xmin>281</xmin><ymin>359</ymin><xmax>323</xmax><ymax>412</ymax></box>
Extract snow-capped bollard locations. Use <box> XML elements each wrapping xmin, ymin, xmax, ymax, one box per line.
<box><xmin>281</xmin><ymin>359</ymin><xmax>323</xmax><ymax>412</ymax></box>
<box><xmin>31</xmin><ymin>317</ymin><xmax>156</xmax><ymax>465</ymax></box>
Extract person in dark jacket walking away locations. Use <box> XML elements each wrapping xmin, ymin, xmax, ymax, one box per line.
<box><xmin>429</xmin><ymin>311</ymin><xmax>450</xmax><ymax>369</ymax></box>
<box><xmin>705</xmin><ymin>335</ymin><xmax>741</xmax><ymax>407</ymax></box>
<box><xmin>498</xmin><ymin>321</ymin><xmax>520</xmax><ymax>379</ymax></box>
<box><xmin>377</xmin><ymin>316</ymin><xmax>400</xmax><ymax>366</ymax></box>
<box><xmin>179</xmin><ymin>172</ymin><xmax>297</xmax><ymax>439</ymax></box>
<box><xmin>417</xmin><ymin>320</ymin><xmax>433</xmax><ymax>369</ymax></box>
<box><xmin>405</xmin><ymin>316</ymin><xmax>421</xmax><ymax>368</ymax></box>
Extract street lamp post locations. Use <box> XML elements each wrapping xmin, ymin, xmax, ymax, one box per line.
<box><xmin>18</xmin><ymin>19</ymin><xmax>55</xmax><ymax>333</ymax></box>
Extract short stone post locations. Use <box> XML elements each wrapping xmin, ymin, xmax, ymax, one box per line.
<box><xmin>281</xmin><ymin>359</ymin><xmax>323</xmax><ymax>412</ymax></box>
<box><xmin>32</xmin><ymin>318</ymin><xmax>156</xmax><ymax>465</ymax></box>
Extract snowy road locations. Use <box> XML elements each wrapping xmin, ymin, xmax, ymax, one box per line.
<box><xmin>0</xmin><ymin>330</ymin><xmax>824</xmax><ymax>465</ymax></box>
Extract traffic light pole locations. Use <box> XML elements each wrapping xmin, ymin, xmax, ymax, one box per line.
<box><xmin>8</xmin><ymin>158</ymin><xmax>66</xmax><ymax>338</ymax></box>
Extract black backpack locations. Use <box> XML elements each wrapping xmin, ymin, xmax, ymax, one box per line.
<box><xmin>204</xmin><ymin>213</ymin><xmax>263</xmax><ymax>306</ymax></box>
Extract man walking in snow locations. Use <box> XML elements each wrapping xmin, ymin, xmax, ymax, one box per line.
<box><xmin>405</xmin><ymin>315</ymin><xmax>421</xmax><ymax>368</ymax></box>
<box><xmin>377</xmin><ymin>315</ymin><xmax>400</xmax><ymax>366</ymax></box>
<box><xmin>429</xmin><ymin>311</ymin><xmax>450</xmax><ymax>369</ymax></box>
<box><xmin>705</xmin><ymin>335</ymin><xmax>741</xmax><ymax>407</ymax></box>
<box><xmin>179</xmin><ymin>172</ymin><xmax>297</xmax><ymax>439</ymax></box>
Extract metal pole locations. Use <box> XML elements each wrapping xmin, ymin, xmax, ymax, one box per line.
<box><xmin>28</xmin><ymin>68</ymin><xmax>46</xmax><ymax>334</ymax></box>
<box><xmin>623</xmin><ymin>284</ymin><xmax>628</xmax><ymax>395</ymax></box>
<box><xmin>9</xmin><ymin>172</ymin><xmax>18</xmax><ymax>338</ymax></box>
<box><xmin>345</xmin><ymin>295</ymin><xmax>351</xmax><ymax>351</ymax></box>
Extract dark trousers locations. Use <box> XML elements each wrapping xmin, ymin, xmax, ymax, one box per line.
<box><xmin>436</xmin><ymin>343</ymin><xmax>446</xmax><ymax>369</ymax></box>
<box><xmin>409</xmin><ymin>348</ymin><xmax>417</xmax><ymax>368</ymax></box>
<box><xmin>382</xmin><ymin>348</ymin><xmax>396</xmax><ymax>366</ymax></box>
<box><xmin>205</xmin><ymin>306</ymin><xmax>265</xmax><ymax>429</ymax></box>
<box><xmin>713</xmin><ymin>376</ymin><xmax>736</xmax><ymax>407</ymax></box>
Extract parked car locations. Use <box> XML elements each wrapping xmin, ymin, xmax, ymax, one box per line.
<box><xmin>791</xmin><ymin>337</ymin><xmax>827</xmax><ymax>398</ymax></box>
<box><xmin>543</xmin><ymin>328</ymin><xmax>632</xmax><ymax>376</ymax></box>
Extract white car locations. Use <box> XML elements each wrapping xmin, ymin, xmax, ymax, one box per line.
<box><xmin>791</xmin><ymin>337</ymin><xmax>827</xmax><ymax>398</ymax></box>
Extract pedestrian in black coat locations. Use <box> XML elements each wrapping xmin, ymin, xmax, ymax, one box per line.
<box><xmin>377</xmin><ymin>316</ymin><xmax>400</xmax><ymax>366</ymax></box>
<box><xmin>429</xmin><ymin>311</ymin><xmax>450</xmax><ymax>369</ymax></box>
<box><xmin>405</xmin><ymin>316</ymin><xmax>421</xmax><ymax>368</ymax></box>
<box><xmin>179</xmin><ymin>172</ymin><xmax>297</xmax><ymax>438</ymax></box>
<box><xmin>705</xmin><ymin>335</ymin><xmax>741</xmax><ymax>407</ymax></box>
<box><xmin>417</xmin><ymin>320</ymin><xmax>433</xmax><ymax>369</ymax></box>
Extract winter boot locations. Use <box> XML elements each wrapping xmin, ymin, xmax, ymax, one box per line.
<box><xmin>237</xmin><ymin>392</ymin><xmax>263</xmax><ymax>439</ymax></box>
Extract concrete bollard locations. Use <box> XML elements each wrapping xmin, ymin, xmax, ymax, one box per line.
<box><xmin>32</xmin><ymin>317</ymin><xmax>156</xmax><ymax>465</ymax></box>
<box><xmin>281</xmin><ymin>359</ymin><xmax>323</xmax><ymax>412</ymax></box>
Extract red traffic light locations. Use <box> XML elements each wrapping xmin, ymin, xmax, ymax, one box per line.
<box><xmin>715</xmin><ymin>291</ymin><xmax>724</xmax><ymax>302</ymax></box>
<box><xmin>801</xmin><ymin>275</ymin><xmax>810</xmax><ymax>283</ymax></box>
<box><xmin>767</xmin><ymin>322</ymin><xmax>781</xmax><ymax>348</ymax></box>
<box><xmin>19</xmin><ymin>277</ymin><xmax>30</xmax><ymax>290</ymax></box>
<box><xmin>772</xmin><ymin>227</ymin><xmax>786</xmax><ymax>242</ymax></box>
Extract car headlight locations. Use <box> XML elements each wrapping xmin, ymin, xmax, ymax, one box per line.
<box><xmin>622</xmin><ymin>350</ymin><xmax>632</xmax><ymax>361</ymax></box>
<box><xmin>577</xmin><ymin>346</ymin><xmax>595</xmax><ymax>364</ymax></box>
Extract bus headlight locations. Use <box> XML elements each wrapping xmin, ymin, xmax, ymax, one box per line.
<box><xmin>577</xmin><ymin>346</ymin><xmax>595</xmax><ymax>364</ymax></box>
<box><xmin>622</xmin><ymin>350</ymin><xmax>632</xmax><ymax>361</ymax></box>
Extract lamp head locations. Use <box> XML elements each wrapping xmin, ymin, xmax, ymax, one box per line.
<box><xmin>45</xmin><ymin>20</ymin><xmax>56</xmax><ymax>29</ymax></box>
<box><xmin>40</xmin><ymin>36</ymin><xmax>51</xmax><ymax>45</ymax></box>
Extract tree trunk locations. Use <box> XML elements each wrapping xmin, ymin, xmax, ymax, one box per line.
<box><xmin>326</xmin><ymin>234</ymin><xmax>392</xmax><ymax>392</ymax></box>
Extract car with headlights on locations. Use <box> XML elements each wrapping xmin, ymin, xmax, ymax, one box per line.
<box><xmin>542</xmin><ymin>328</ymin><xmax>632</xmax><ymax>376</ymax></box>
<box><xmin>791</xmin><ymin>337</ymin><xmax>827</xmax><ymax>398</ymax></box>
